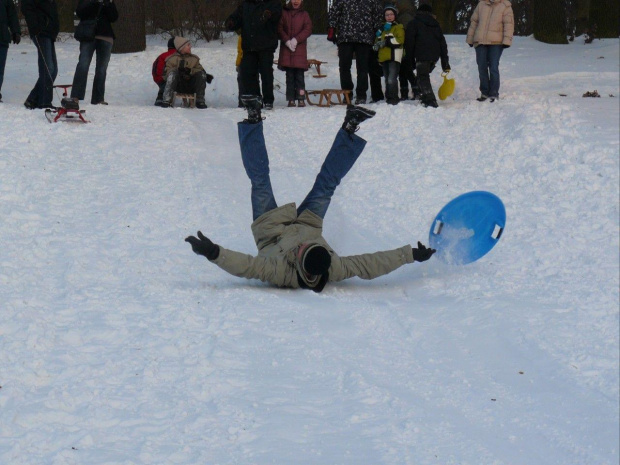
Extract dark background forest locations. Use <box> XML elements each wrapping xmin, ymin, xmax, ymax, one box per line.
<box><xmin>12</xmin><ymin>0</ymin><xmax>619</xmax><ymax>53</ymax></box>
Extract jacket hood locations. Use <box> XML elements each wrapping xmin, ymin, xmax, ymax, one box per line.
<box><xmin>415</xmin><ymin>11</ymin><xmax>440</xmax><ymax>28</ymax></box>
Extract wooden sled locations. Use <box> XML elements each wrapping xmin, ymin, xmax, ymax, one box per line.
<box><xmin>307</xmin><ymin>59</ymin><xmax>327</xmax><ymax>78</ymax></box>
<box><xmin>305</xmin><ymin>89</ymin><xmax>351</xmax><ymax>107</ymax></box>
<box><xmin>173</xmin><ymin>92</ymin><xmax>196</xmax><ymax>108</ymax></box>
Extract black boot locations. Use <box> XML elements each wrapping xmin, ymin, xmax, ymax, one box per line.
<box><xmin>342</xmin><ymin>105</ymin><xmax>376</xmax><ymax>134</ymax></box>
<box><xmin>240</xmin><ymin>94</ymin><xmax>263</xmax><ymax>124</ymax></box>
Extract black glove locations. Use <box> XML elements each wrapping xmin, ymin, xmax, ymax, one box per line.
<box><xmin>206</xmin><ymin>73</ymin><xmax>214</xmax><ymax>84</ymax></box>
<box><xmin>502</xmin><ymin>44</ymin><xmax>510</xmax><ymax>49</ymax></box>
<box><xmin>12</xmin><ymin>33</ymin><xmax>20</xmax><ymax>45</ymax></box>
<box><xmin>469</xmin><ymin>43</ymin><xmax>474</xmax><ymax>48</ymax></box>
<box><xmin>185</xmin><ymin>231</ymin><xmax>220</xmax><ymax>260</ymax></box>
<box><xmin>443</xmin><ymin>64</ymin><xmax>451</xmax><ymax>73</ymax></box>
<box><xmin>412</xmin><ymin>241</ymin><xmax>436</xmax><ymax>262</ymax></box>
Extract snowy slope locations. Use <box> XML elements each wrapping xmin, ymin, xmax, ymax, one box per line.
<box><xmin>0</xmin><ymin>34</ymin><xmax>618</xmax><ymax>465</ymax></box>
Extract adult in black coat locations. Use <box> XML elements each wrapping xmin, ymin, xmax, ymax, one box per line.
<box><xmin>0</xmin><ymin>0</ymin><xmax>21</xmax><ymax>102</ymax></box>
<box><xmin>70</xmin><ymin>0</ymin><xmax>119</xmax><ymax>105</ymax></box>
<box><xmin>21</xmin><ymin>0</ymin><xmax>60</xmax><ymax>109</ymax></box>
<box><xmin>226</xmin><ymin>0</ymin><xmax>282</xmax><ymax>109</ymax></box>
<box><xmin>404</xmin><ymin>4</ymin><xmax>450</xmax><ymax>108</ymax></box>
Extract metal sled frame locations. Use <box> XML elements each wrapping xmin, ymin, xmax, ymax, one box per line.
<box><xmin>45</xmin><ymin>84</ymin><xmax>89</xmax><ymax>123</ymax></box>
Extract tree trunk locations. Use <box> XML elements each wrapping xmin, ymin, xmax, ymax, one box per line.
<box><xmin>112</xmin><ymin>0</ymin><xmax>146</xmax><ymax>54</ymax></box>
<box><xmin>589</xmin><ymin>0</ymin><xmax>619</xmax><ymax>38</ymax></box>
<box><xmin>433</xmin><ymin>0</ymin><xmax>459</xmax><ymax>33</ymax></box>
<box><xmin>304</xmin><ymin>0</ymin><xmax>329</xmax><ymax>34</ymax></box>
<box><xmin>533</xmin><ymin>0</ymin><xmax>568</xmax><ymax>44</ymax></box>
<box><xmin>57</xmin><ymin>0</ymin><xmax>75</xmax><ymax>32</ymax></box>
<box><xmin>574</xmin><ymin>0</ymin><xmax>591</xmax><ymax>37</ymax></box>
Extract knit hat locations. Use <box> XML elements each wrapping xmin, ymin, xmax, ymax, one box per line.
<box><xmin>174</xmin><ymin>37</ymin><xmax>190</xmax><ymax>52</ymax></box>
<box><xmin>301</xmin><ymin>244</ymin><xmax>332</xmax><ymax>276</ymax></box>
<box><xmin>167</xmin><ymin>36</ymin><xmax>176</xmax><ymax>49</ymax></box>
<box><xmin>418</xmin><ymin>3</ymin><xmax>433</xmax><ymax>13</ymax></box>
<box><xmin>384</xmin><ymin>4</ymin><xmax>398</xmax><ymax>15</ymax></box>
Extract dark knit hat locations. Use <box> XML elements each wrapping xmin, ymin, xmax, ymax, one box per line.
<box><xmin>384</xmin><ymin>4</ymin><xmax>398</xmax><ymax>15</ymax></box>
<box><xmin>167</xmin><ymin>37</ymin><xmax>176</xmax><ymax>49</ymax></box>
<box><xmin>302</xmin><ymin>244</ymin><xmax>332</xmax><ymax>276</ymax></box>
<box><xmin>418</xmin><ymin>3</ymin><xmax>433</xmax><ymax>13</ymax></box>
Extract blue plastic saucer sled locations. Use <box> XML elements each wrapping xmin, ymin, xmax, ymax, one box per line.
<box><xmin>429</xmin><ymin>191</ymin><xmax>506</xmax><ymax>265</ymax></box>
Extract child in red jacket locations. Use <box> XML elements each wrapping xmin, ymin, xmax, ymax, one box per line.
<box><xmin>277</xmin><ymin>0</ymin><xmax>312</xmax><ymax>107</ymax></box>
<box><xmin>152</xmin><ymin>37</ymin><xmax>175</xmax><ymax>106</ymax></box>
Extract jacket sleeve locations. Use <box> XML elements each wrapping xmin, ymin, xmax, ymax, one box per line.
<box><xmin>502</xmin><ymin>4</ymin><xmax>514</xmax><ymax>46</ymax></box>
<box><xmin>213</xmin><ymin>247</ymin><xmax>287</xmax><ymax>285</ymax></box>
<box><xmin>265</xmin><ymin>0</ymin><xmax>282</xmax><ymax>26</ymax></box>
<box><xmin>21</xmin><ymin>0</ymin><xmax>41</xmax><ymax>35</ymax></box>
<box><xmin>386</xmin><ymin>25</ymin><xmax>405</xmax><ymax>48</ymax></box>
<box><xmin>295</xmin><ymin>12</ymin><xmax>313</xmax><ymax>43</ymax></box>
<box><xmin>466</xmin><ymin>4</ymin><xmax>479</xmax><ymax>44</ymax></box>
<box><xmin>7</xmin><ymin>0</ymin><xmax>20</xmax><ymax>36</ymax></box>
<box><xmin>329</xmin><ymin>245</ymin><xmax>414</xmax><ymax>282</ymax></box>
<box><xmin>438</xmin><ymin>28</ymin><xmax>449</xmax><ymax>69</ymax></box>
<box><xmin>327</xmin><ymin>0</ymin><xmax>341</xmax><ymax>28</ymax></box>
<box><xmin>103</xmin><ymin>2</ymin><xmax>119</xmax><ymax>23</ymax></box>
<box><xmin>404</xmin><ymin>21</ymin><xmax>416</xmax><ymax>61</ymax></box>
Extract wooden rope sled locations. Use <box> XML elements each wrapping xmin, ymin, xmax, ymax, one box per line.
<box><xmin>305</xmin><ymin>89</ymin><xmax>351</xmax><ymax>107</ymax></box>
<box><xmin>173</xmin><ymin>92</ymin><xmax>196</xmax><ymax>108</ymax></box>
<box><xmin>307</xmin><ymin>59</ymin><xmax>327</xmax><ymax>78</ymax></box>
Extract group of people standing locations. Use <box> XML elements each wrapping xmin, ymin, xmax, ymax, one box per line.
<box><xmin>0</xmin><ymin>0</ymin><xmax>514</xmax><ymax>110</ymax></box>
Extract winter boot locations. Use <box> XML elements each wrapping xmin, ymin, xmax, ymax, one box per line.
<box><xmin>341</xmin><ymin>105</ymin><xmax>376</xmax><ymax>134</ymax></box>
<box><xmin>288</xmin><ymin>100</ymin><xmax>296</xmax><ymax>107</ymax></box>
<box><xmin>297</xmin><ymin>99</ymin><xmax>305</xmax><ymax>107</ymax></box>
<box><xmin>240</xmin><ymin>94</ymin><xmax>263</xmax><ymax>124</ymax></box>
<box><xmin>477</xmin><ymin>94</ymin><xmax>488</xmax><ymax>102</ymax></box>
<box><xmin>196</xmin><ymin>100</ymin><xmax>208</xmax><ymax>109</ymax></box>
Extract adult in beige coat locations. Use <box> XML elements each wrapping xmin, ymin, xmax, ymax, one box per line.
<box><xmin>466</xmin><ymin>0</ymin><xmax>514</xmax><ymax>101</ymax></box>
<box><xmin>186</xmin><ymin>96</ymin><xmax>436</xmax><ymax>293</ymax></box>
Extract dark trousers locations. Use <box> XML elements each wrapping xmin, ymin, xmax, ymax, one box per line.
<box><xmin>382</xmin><ymin>61</ymin><xmax>401</xmax><ymax>104</ymax></box>
<box><xmin>238</xmin><ymin>121</ymin><xmax>366</xmax><ymax>221</ymax></box>
<box><xmin>284</xmin><ymin>67</ymin><xmax>305</xmax><ymax>101</ymax></box>
<box><xmin>0</xmin><ymin>44</ymin><xmax>7</xmax><ymax>97</ymax></box>
<box><xmin>368</xmin><ymin>50</ymin><xmax>384</xmax><ymax>101</ymax></box>
<box><xmin>398</xmin><ymin>54</ymin><xmax>416</xmax><ymax>99</ymax></box>
<box><xmin>162</xmin><ymin>70</ymin><xmax>207</xmax><ymax>104</ymax></box>
<box><xmin>70</xmin><ymin>39</ymin><xmax>113</xmax><ymax>103</ymax></box>
<box><xmin>155</xmin><ymin>82</ymin><xmax>165</xmax><ymax>103</ymax></box>
<box><xmin>27</xmin><ymin>35</ymin><xmax>57</xmax><ymax>107</ymax></box>
<box><xmin>416</xmin><ymin>60</ymin><xmax>437</xmax><ymax>105</ymax></box>
<box><xmin>337</xmin><ymin>42</ymin><xmax>371</xmax><ymax>100</ymax></box>
<box><xmin>240</xmin><ymin>50</ymin><xmax>275</xmax><ymax>105</ymax></box>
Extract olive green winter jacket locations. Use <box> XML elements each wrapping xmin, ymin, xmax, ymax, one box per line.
<box><xmin>376</xmin><ymin>22</ymin><xmax>405</xmax><ymax>63</ymax></box>
<box><xmin>211</xmin><ymin>203</ymin><xmax>414</xmax><ymax>290</ymax></box>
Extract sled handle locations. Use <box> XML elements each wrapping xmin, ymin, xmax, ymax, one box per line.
<box><xmin>432</xmin><ymin>220</ymin><xmax>443</xmax><ymax>235</ymax></box>
<box><xmin>492</xmin><ymin>224</ymin><xmax>503</xmax><ymax>240</ymax></box>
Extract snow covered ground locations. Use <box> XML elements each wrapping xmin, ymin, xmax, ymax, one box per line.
<box><xmin>0</xmin><ymin>34</ymin><xmax>618</xmax><ymax>465</ymax></box>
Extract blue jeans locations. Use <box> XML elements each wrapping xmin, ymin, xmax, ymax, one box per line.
<box><xmin>238</xmin><ymin>122</ymin><xmax>367</xmax><ymax>221</ymax></box>
<box><xmin>27</xmin><ymin>36</ymin><xmax>57</xmax><ymax>107</ymax></box>
<box><xmin>71</xmin><ymin>39</ymin><xmax>113</xmax><ymax>103</ymax></box>
<box><xmin>382</xmin><ymin>61</ymin><xmax>401</xmax><ymax>104</ymax></box>
<box><xmin>475</xmin><ymin>45</ymin><xmax>503</xmax><ymax>98</ymax></box>
<box><xmin>0</xmin><ymin>44</ymin><xmax>7</xmax><ymax>96</ymax></box>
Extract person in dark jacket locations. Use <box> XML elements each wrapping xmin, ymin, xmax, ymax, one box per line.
<box><xmin>70</xmin><ymin>0</ymin><xmax>118</xmax><ymax>105</ymax></box>
<box><xmin>21</xmin><ymin>0</ymin><xmax>60</xmax><ymax>109</ymax></box>
<box><xmin>226</xmin><ymin>0</ymin><xmax>282</xmax><ymax>110</ymax></box>
<box><xmin>404</xmin><ymin>3</ymin><xmax>450</xmax><ymax>108</ymax></box>
<box><xmin>185</xmin><ymin>95</ymin><xmax>436</xmax><ymax>293</ymax></box>
<box><xmin>0</xmin><ymin>0</ymin><xmax>21</xmax><ymax>102</ymax></box>
<box><xmin>327</xmin><ymin>0</ymin><xmax>383</xmax><ymax>104</ymax></box>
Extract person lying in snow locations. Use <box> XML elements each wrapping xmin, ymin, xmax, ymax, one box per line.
<box><xmin>185</xmin><ymin>95</ymin><xmax>435</xmax><ymax>292</ymax></box>
<box><xmin>160</xmin><ymin>37</ymin><xmax>213</xmax><ymax>109</ymax></box>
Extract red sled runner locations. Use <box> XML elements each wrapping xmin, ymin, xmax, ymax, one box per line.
<box><xmin>45</xmin><ymin>85</ymin><xmax>89</xmax><ymax>123</ymax></box>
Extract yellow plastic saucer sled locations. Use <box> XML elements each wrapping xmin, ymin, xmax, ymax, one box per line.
<box><xmin>438</xmin><ymin>71</ymin><xmax>455</xmax><ymax>100</ymax></box>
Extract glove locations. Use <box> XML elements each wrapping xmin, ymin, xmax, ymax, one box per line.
<box><xmin>12</xmin><ymin>33</ymin><xmax>20</xmax><ymax>45</ymax></box>
<box><xmin>326</xmin><ymin>27</ymin><xmax>336</xmax><ymax>42</ymax></box>
<box><xmin>372</xmin><ymin>40</ymin><xmax>385</xmax><ymax>52</ymax></box>
<box><xmin>442</xmin><ymin>63</ymin><xmax>451</xmax><ymax>73</ymax></box>
<box><xmin>502</xmin><ymin>44</ymin><xmax>510</xmax><ymax>49</ymax></box>
<box><xmin>376</xmin><ymin>29</ymin><xmax>382</xmax><ymax>38</ymax></box>
<box><xmin>261</xmin><ymin>9</ymin><xmax>272</xmax><ymax>22</ymax></box>
<box><xmin>411</xmin><ymin>241</ymin><xmax>436</xmax><ymax>262</ymax></box>
<box><xmin>469</xmin><ymin>43</ymin><xmax>474</xmax><ymax>48</ymax></box>
<box><xmin>383</xmin><ymin>22</ymin><xmax>392</xmax><ymax>31</ymax></box>
<box><xmin>290</xmin><ymin>37</ymin><xmax>297</xmax><ymax>49</ymax></box>
<box><xmin>285</xmin><ymin>39</ymin><xmax>294</xmax><ymax>51</ymax></box>
<box><xmin>206</xmin><ymin>73</ymin><xmax>214</xmax><ymax>84</ymax></box>
<box><xmin>185</xmin><ymin>231</ymin><xmax>220</xmax><ymax>260</ymax></box>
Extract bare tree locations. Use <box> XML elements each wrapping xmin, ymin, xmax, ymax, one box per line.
<box><xmin>304</xmin><ymin>0</ymin><xmax>328</xmax><ymax>34</ymax></box>
<box><xmin>112</xmin><ymin>0</ymin><xmax>146</xmax><ymax>53</ymax></box>
<box><xmin>589</xmin><ymin>0</ymin><xmax>619</xmax><ymax>38</ymax></box>
<box><xmin>57</xmin><ymin>0</ymin><xmax>75</xmax><ymax>32</ymax></box>
<box><xmin>433</xmin><ymin>0</ymin><xmax>459</xmax><ymax>33</ymax></box>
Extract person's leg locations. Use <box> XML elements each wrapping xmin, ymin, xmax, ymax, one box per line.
<box><xmin>487</xmin><ymin>45</ymin><xmax>504</xmax><ymax>98</ymax></box>
<box><xmin>70</xmin><ymin>40</ymin><xmax>96</xmax><ymax>100</ymax></box>
<box><xmin>91</xmin><ymin>39</ymin><xmax>112</xmax><ymax>104</ymax></box>
<box><xmin>285</xmin><ymin>67</ymin><xmax>295</xmax><ymax>101</ymax></box>
<box><xmin>384</xmin><ymin>61</ymin><xmax>400</xmax><ymax>104</ymax></box>
<box><xmin>238</xmin><ymin>121</ymin><xmax>278</xmax><ymax>220</ymax></box>
<box><xmin>294</xmin><ymin>68</ymin><xmax>305</xmax><ymax>103</ymax></box>
<box><xmin>416</xmin><ymin>61</ymin><xmax>437</xmax><ymax>107</ymax></box>
<box><xmin>297</xmin><ymin>128</ymin><xmax>367</xmax><ymax>219</ymax></box>
<box><xmin>155</xmin><ymin>82</ymin><xmax>165</xmax><ymax>104</ymax></box>
<box><xmin>191</xmin><ymin>71</ymin><xmax>208</xmax><ymax>105</ymax></box>
<box><xmin>258</xmin><ymin>50</ymin><xmax>275</xmax><ymax>105</ymax></box>
<box><xmin>236</xmin><ymin>66</ymin><xmax>244</xmax><ymax>107</ymax></box>
<box><xmin>475</xmin><ymin>45</ymin><xmax>490</xmax><ymax>97</ymax></box>
<box><xmin>0</xmin><ymin>44</ymin><xmax>8</xmax><ymax>97</ymax></box>
<box><xmin>162</xmin><ymin>70</ymin><xmax>179</xmax><ymax>105</ymax></box>
<box><xmin>240</xmin><ymin>51</ymin><xmax>260</xmax><ymax>97</ymax></box>
<box><xmin>42</xmin><ymin>38</ymin><xmax>57</xmax><ymax>106</ymax></box>
<box><xmin>368</xmin><ymin>50</ymin><xmax>384</xmax><ymax>102</ymax></box>
<box><xmin>337</xmin><ymin>43</ymin><xmax>354</xmax><ymax>93</ymax></box>
<box><xmin>354</xmin><ymin>43</ymin><xmax>370</xmax><ymax>102</ymax></box>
